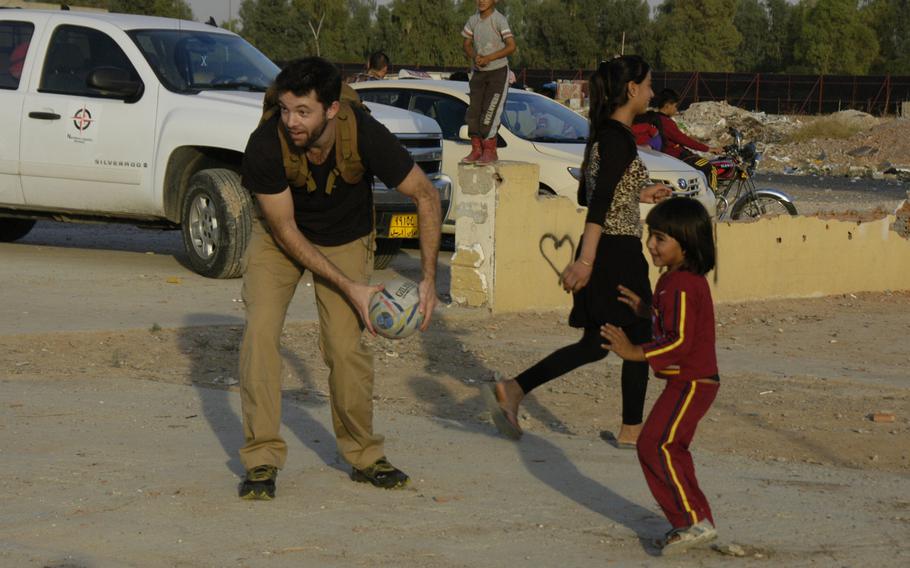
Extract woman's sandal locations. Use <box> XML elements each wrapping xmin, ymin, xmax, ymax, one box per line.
<box><xmin>600</xmin><ymin>430</ymin><xmax>637</xmax><ymax>450</ymax></box>
<box><xmin>481</xmin><ymin>383</ymin><xmax>523</xmax><ymax>440</ymax></box>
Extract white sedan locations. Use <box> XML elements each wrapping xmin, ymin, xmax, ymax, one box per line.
<box><xmin>353</xmin><ymin>79</ymin><xmax>715</xmax><ymax>234</ymax></box>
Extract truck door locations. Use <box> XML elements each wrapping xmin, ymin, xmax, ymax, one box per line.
<box><xmin>0</xmin><ymin>20</ymin><xmax>34</xmax><ymax>206</ymax></box>
<box><xmin>20</xmin><ymin>23</ymin><xmax>157</xmax><ymax>213</ymax></box>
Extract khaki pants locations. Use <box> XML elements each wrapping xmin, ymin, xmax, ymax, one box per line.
<box><xmin>238</xmin><ymin>219</ymin><xmax>383</xmax><ymax>471</ymax></box>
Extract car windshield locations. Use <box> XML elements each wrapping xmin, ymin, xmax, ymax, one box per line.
<box><xmin>128</xmin><ymin>29</ymin><xmax>277</xmax><ymax>93</ymax></box>
<box><xmin>501</xmin><ymin>91</ymin><xmax>588</xmax><ymax>143</ymax></box>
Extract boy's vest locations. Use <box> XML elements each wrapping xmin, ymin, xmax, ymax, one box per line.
<box><xmin>260</xmin><ymin>83</ymin><xmax>368</xmax><ymax>194</ymax></box>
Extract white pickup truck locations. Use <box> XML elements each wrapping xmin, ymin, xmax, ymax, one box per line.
<box><xmin>0</xmin><ymin>9</ymin><xmax>450</xmax><ymax>276</ymax></box>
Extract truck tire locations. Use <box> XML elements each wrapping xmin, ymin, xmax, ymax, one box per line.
<box><xmin>0</xmin><ymin>218</ymin><xmax>36</xmax><ymax>242</ymax></box>
<box><xmin>374</xmin><ymin>239</ymin><xmax>401</xmax><ymax>269</ymax></box>
<box><xmin>181</xmin><ymin>169</ymin><xmax>252</xmax><ymax>279</ymax></box>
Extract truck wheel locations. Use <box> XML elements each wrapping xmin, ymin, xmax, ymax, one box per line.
<box><xmin>374</xmin><ymin>239</ymin><xmax>401</xmax><ymax>269</ymax></box>
<box><xmin>181</xmin><ymin>169</ymin><xmax>252</xmax><ymax>279</ymax></box>
<box><xmin>0</xmin><ymin>218</ymin><xmax>36</xmax><ymax>242</ymax></box>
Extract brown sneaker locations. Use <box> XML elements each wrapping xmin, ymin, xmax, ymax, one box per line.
<box><xmin>350</xmin><ymin>458</ymin><xmax>409</xmax><ymax>489</ymax></box>
<box><xmin>239</xmin><ymin>465</ymin><xmax>278</xmax><ymax>500</ymax></box>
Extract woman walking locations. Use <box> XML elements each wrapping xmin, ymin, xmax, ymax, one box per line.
<box><xmin>483</xmin><ymin>56</ymin><xmax>670</xmax><ymax>446</ymax></box>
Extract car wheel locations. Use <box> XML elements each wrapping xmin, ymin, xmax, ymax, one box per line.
<box><xmin>181</xmin><ymin>169</ymin><xmax>252</xmax><ymax>279</ymax></box>
<box><xmin>374</xmin><ymin>239</ymin><xmax>401</xmax><ymax>270</ymax></box>
<box><xmin>0</xmin><ymin>218</ymin><xmax>36</xmax><ymax>242</ymax></box>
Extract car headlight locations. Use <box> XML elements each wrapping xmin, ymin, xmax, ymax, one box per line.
<box><xmin>568</xmin><ymin>167</ymin><xmax>582</xmax><ymax>180</ymax></box>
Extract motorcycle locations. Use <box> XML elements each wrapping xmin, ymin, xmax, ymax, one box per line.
<box><xmin>709</xmin><ymin>128</ymin><xmax>798</xmax><ymax>220</ymax></box>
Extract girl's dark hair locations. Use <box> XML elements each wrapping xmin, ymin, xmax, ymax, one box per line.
<box><xmin>275</xmin><ymin>56</ymin><xmax>341</xmax><ymax>110</ymax></box>
<box><xmin>646</xmin><ymin>198</ymin><xmax>715</xmax><ymax>275</ymax></box>
<box><xmin>653</xmin><ymin>88</ymin><xmax>680</xmax><ymax>109</ymax></box>
<box><xmin>581</xmin><ymin>55</ymin><xmax>650</xmax><ymax>181</ymax></box>
<box><xmin>588</xmin><ymin>55</ymin><xmax>651</xmax><ymax>132</ymax></box>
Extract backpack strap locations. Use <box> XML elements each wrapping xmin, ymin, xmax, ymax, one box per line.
<box><xmin>331</xmin><ymin>101</ymin><xmax>365</xmax><ymax>191</ymax></box>
<box><xmin>260</xmin><ymin>85</ymin><xmax>366</xmax><ymax>194</ymax></box>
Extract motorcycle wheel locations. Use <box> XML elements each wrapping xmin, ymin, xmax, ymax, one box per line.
<box><xmin>730</xmin><ymin>193</ymin><xmax>797</xmax><ymax>220</ymax></box>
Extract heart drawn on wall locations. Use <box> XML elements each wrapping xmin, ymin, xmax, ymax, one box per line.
<box><xmin>539</xmin><ymin>233</ymin><xmax>577</xmax><ymax>280</ymax></box>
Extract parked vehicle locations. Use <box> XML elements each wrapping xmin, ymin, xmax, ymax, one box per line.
<box><xmin>710</xmin><ymin>128</ymin><xmax>797</xmax><ymax>220</ymax></box>
<box><xmin>352</xmin><ymin>79</ymin><xmax>716</xmax><ymax>234</ymax></box>
<box><xmin>0</xmin><ymin>10</ymin><xmax>449</xmax><ymax>275</ymax></box>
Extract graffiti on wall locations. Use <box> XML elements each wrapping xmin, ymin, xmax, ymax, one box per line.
<box><xmin>538</xmin><ymin>233</ymin><xmax>576</xmax><ymax>283</ymax></box>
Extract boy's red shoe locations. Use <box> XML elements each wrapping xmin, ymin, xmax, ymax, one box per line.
<box><xmin>461</xmin><ymin>136</ymin><xmax>483</xmax><ymax>163</ymax></box>
<box><xmin>478</xmin><ymin>137</ymin><xmax>498</xmax><ymax>164</ymax></box>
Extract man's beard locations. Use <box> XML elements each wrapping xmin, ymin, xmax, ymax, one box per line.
<box><xmin>289</xmin><ymin>112</ymin><xmax>329</xmax><ymax>150</ymax></box>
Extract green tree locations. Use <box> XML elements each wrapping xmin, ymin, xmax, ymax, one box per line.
<box><xmin>33</xmin><ymin>0</ymin><xmax>108</xmax><ymax>8</ymax></box>
<box><xmin>733</xmin><ymin>0</ymin><xmax>770</xmax><ymax>71</ymax></box>
<box><xmin>863</xmin><ymin>0</ymin><xmax>910</xmax><ymax>74</ymax></box>
<box><xmin>654</xmin><ymin>0</ymin><xmax>742</xmax><ymax>72</ymax></box>
<box><xmin>342</xmin><ymin>0</ymin><xmax>377</xmax><ymax>63</ymax></box>
<box><xmin>35</xmin><ymin>0</ymin><xmax>192</xmax><ymax>18</ymax></box>
<box><xmin>763</xmin><ymin>0</ymin><xmax>795</xmax><ymax>72</ymax></box>
<box><xmin>792</xmin><ymin>0</ymin><xmax>877</xmax><ymax>74</ymax></box>
<box><xmin>384</xmin><ymin>0</ymin><xmax>466</xmax><ymax>66</ymax></box>
<box><xmin>521</xmin><ymin>0</ymin><xmax>600</xmax><ymax>68</ymax></box>
<box><xmin>598</xmin><ymin>0</ymin><xmax>654</xmax><ymax>63</ymax></box>
<box><xmin>290</xmin><ymin>0</ymin><xmax>351</xmax><ymax>59</ymax></box>
<box><xmin>239</xmin><ymin>0</ymin><xmax>302</xmax><ymax>62</ymax></box>
<box><xmin>109</xmin><ymin>0</ymin><xmax>193</xmax><ymax>19</ymax></box>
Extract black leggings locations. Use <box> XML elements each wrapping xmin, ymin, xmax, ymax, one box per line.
<box><xmin>515</xmin><ymin>322</ymin><xmax>651</xmax><ymax>425</ymax></box>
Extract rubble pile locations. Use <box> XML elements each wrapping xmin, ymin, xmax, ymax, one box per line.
<box><xmin>678</xmin><ymin>100</ymin><xmax>802</xmax><ymax>144</ymax></box>
<box><xmin>676</xmin><ymin>102</ymin><xmax>910</xmax><ymax>180</ymax></box>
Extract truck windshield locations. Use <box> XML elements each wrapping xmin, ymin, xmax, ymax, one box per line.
<box><xmin>501</xmin><ymin>91</ymin><xmax>589</xmax><ymax>143</ymax></box>
<box><xmin>128</xmin><ymin>29</ymin><xmax>278</xmax><ymax>93</ymax></box>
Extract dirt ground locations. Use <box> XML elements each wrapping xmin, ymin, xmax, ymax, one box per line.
<box><xmin>5</xmin><ymin>290</ymin><xmax>908</xmax><ymax>478</ymax></box>
<box><xmin>2</xmin><ymin>174</ymin><xmax>908</xmax><ymax>566</ymax></box>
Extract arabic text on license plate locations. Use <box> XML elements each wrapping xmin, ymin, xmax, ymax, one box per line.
<box><xmin>388</xmin><ymin>214</ymin><xmax>418</xmax><ymax>238</ymax></box>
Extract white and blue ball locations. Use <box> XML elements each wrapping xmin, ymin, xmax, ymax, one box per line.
<box><xmin>368</xmin><ymin>279</ymin><xmax>424</xmax><ymax>339</ymax></box>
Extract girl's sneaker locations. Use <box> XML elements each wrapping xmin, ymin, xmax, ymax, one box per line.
<box><xmin>660</xmin><ymin>519</ymin><xmax>717</xmax><ymax>556</ymax></box>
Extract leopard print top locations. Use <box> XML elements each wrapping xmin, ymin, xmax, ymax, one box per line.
<box><xmin>584</xmin><ymin>141</ymin><xmax>649</xmax><ymax>237</ymax></box>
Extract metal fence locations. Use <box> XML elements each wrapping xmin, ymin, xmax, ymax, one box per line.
<box><xmin>338</xmin><ymin>62</ymin><xmax>910</xmax><ymax>117</ymax></box>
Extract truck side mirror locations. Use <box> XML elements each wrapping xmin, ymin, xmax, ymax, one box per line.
<box><xmin>87</xmin><ymin>67</ymin><xmax>143</xmax><ymax>102</ymax></box>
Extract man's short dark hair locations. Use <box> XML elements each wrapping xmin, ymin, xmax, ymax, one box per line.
<box><xmin>274</xmin><ymin>57</ymin><xmax>341</xmax><ymax>110</ymax></box>
<box><xmin>654</xmin><ymin>88</ymin><xmax>681</xmax><ymax>109</ymax></box>
<box><xmin>368</xmin><ymin>51</ymin><xmax>389</xmax><ymax>72</ymax></box>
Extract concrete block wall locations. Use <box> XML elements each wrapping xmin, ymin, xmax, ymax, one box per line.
<box><xmin>451</xmin><ymin>162</ymin><xmax>910</xmax><ymax>313</ymax></box>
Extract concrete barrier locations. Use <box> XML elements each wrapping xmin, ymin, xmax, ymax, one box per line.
<box><xmin>451</xmin><ymin>162</ymin><xmax>910</xmax><ymax>312</ymax></box>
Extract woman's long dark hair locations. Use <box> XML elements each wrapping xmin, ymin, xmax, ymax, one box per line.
<box><xmin>581</xmin><ymin>56</ymin><xmax>651</xmax><ymax>179</ymax></box>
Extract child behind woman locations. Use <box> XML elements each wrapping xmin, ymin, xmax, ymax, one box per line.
<box><xmin>600</xmin><ymin>197</ymin><xmax>719</xmax><ymax>556</ymax></box>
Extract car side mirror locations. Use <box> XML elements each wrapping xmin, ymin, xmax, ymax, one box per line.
<box><xmin>458</xmin><ymin>124</ymin><xmax>470</xmax><ymax>141</ymax></box>
<box><xmin>87</xmin><ymin>67</ymin><xmax>143</xmax><ymax>102</ymax></box>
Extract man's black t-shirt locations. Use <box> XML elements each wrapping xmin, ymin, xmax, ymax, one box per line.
<box><xmin>241</xmin><ymin>106</ymin><xmax>414</xmax><ymax>246</ymax></box>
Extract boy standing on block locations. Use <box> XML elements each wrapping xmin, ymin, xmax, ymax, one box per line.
<box><xmin>461</xmin><ymin>0</ymin><xmax>516</xmax><ymax>164</ymax></box>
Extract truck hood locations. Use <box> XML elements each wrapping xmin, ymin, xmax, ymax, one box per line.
<box><xmin>364</xmin><ymin>102</ymin><xmax>441</xmax><ymax>134</ymax></box>
<box><xmin>193</xmin><ymin>90</ymin><xmax>265</xmax><ymax>110</ymax></box>
<box><xmin>184</xmin><ymin>94</ymin><xmax>439</xmax><ymax>135</ymax></box>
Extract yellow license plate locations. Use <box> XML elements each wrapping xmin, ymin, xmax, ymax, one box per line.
<box><xmin>388</xmin><ymin>214</ymin><xmax>419</xmax><ymax>238</ymax></box>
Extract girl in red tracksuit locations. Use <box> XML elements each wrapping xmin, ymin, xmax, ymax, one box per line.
<box><xmin>601</xmin><ymin>197</ymin><xmax>720</xmax><ymax>556</ymax></box>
